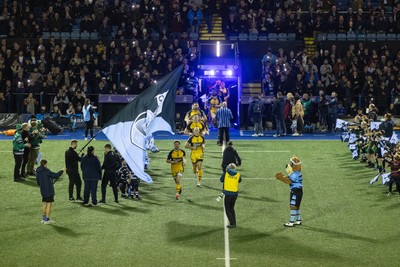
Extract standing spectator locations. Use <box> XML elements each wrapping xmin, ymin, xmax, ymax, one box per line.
<box><xmin>301</xmin><ymin>93</ymin><xmax>312</xmax><ymax>126</ymax></box>
<box><xmin>292</xmin><ymin>94</ymin><xmax>304</xmax><ymax>136</ymax></box>
<box><xmin>248</xmin><ymin>95</ymin><xmax>265</xmax><ymax>137</ymax></box>
<box><xmin>328</xmin><ymin>92</ymin><xmax>338</xmax><ymax>132</ymax></box>
<box><xmin>82</xmin><ymin>99</ymin><xmax>95</xmax><ymax>140</ymax></box>
<box><xmin>81</xmin><ymin>146</ymin><xmax>102</xmax><ymax>206</ymax></box>
<box><xmin>318</xmin><ymin>92</ymin><xmax>329</xmax><ymax>131</ymax></box>
<box><xmin>20</xmin><ymin>123</ymin><xmax>31</xmax><ymax>178</ymax></box>
<box><xmin>187</xmin><ymin>5</ymin><xmax>202</xmax><ymax>33</ymax></box>
<box><xmin>36</xmin><ymin>159</ymin><xmax>64</xmax><ymax>224</ymax></box>
<box><xmin>98</xmin><ymin>17</ymin><xmax>112</xmax><ymax>39</ymax></box>
<box><xmin>13</xmin><ymin>124</ymin><xmax>30</xmax><ymax>182</ymax></box>
<box><xmin>100</xmin><ymin>144</ymin><xmax>120</xmax><ymax>204</ymax></box>
<box><xmin>380</xmin><ymin>113</ymin><xmax>394</xmax><ymax>138</ymax></box>
<box><xmin>221</xmin><ymin>141</ymin><xmax>241</xmax><ymax>173</ymax></box>
<box><xmin>220</xmin><ymin>163</ymin><xmax>242</xmax><ymax>228</ymax></box>
<box><xmin>203</xmin><ymin>0</ymin><xmax>215</xmax><ymax>33</ymax></box>
<box><xmin>215</xmin><ymin>101</ymin><xmax>233</xmax><ymax>146</ymax></box>
<box><xmin>273</xmin><ymin>92</ymin><xmax>286</xmax><ymax>137</ymax></box>
<box><xmin>15</xmin><ymin>81</ymin><xmax>26</xmax><ymax>115</ymax></box>
<box><xmin>65</xmin><ymin>140</ymin><xmax>83</xmax><ymax>202</ymax></box>
<box><xmin>24</xmin><ymin>92</ymin><xmax>38</xmax><ymax>115</ymax></box>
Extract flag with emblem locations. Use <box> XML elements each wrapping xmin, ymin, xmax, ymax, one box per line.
<box><xmin>102</xmin><ymin>65</ymin><xmax>183</xmax><ymax>183</ymax></box>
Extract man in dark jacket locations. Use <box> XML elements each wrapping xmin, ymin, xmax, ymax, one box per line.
<box><xmin>65</xmin><ymin>140</ymin><xmax>82</xmax><ymax>202</ymax></box>
<box><xmin>272</xmin><ymin>92</ymin><xmax>286</xmax><ymax>137</ymax></box>
<box><xmin>248</xmin><ymin>95</ymin><xmax>265</xmax><ymax>137</ymax></box>
<box><xmin>81</xmin><ymin>146</ymin><xmax>102</xmax><ymax>206</ymax></box>
<box><xmin>36</xmin><ymin>159</ymin><xmax>64</xmax><ymax>224</ymax></box>
<box><xmin>222</xmin><ymin>141</ymin><xmax>241</xmax><ymax>172</ymax></box>
<box><xmin>100</xmin><ymin>144</ymin><xmax>120</xmax><ymax>204</ymax></box>
<box><xmin>13</xmin><ymin>124</ymin><xmax>31</xmax><ymax>182</ymax></box>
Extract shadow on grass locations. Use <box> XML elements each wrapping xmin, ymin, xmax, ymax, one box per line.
<box><xmin>18</xmin><ymin>179</ymin><xmax>38</xmax><ymax>187</ymax></box>
<box><xmin>50</xmin><ymin>225</ymin><xmax>82</xmax><ymax>237</ymax></box>
<box><xmin>300</xmin><ymin>225</ymin><xmax>376</xmax><ymax>243</ymax></box>
<box><xmin>117</xmin><ymin>203</ymin><xmax>151</xmax><ymax>213</ymax></box>
<box><xmin>185</xmin><ymin>199</ymin><xmax>221</xmax><ymax>211</ymax></box>
<box><xmin>202</xmin><ymin>184</ymin><xmax>222</xmax><ymax>192</ymax></box>
<box><xmin>166</xmin><ymin>221</ymin><xmax>222</xmax><ymax>246</ymax></box>
<box><xmin>229</xmin><ymin>227</ymin><xmax>351</xmax><ymax>262</ymax></box>
<box><xmin>240</xmin><ymin>194</ymin><xmax>279</xmax><ymax>203</ymax></box>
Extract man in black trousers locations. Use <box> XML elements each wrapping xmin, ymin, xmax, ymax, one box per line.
<box><xmin>221</xmin><ymin>141</ymin><xmax>241</xmax><ymax>173</ymax></box>
<box><xmin>65</xmin><ymin>140</ymin><xmax>83</xmax><ymax>202</ymax></box>
<box><xmin>215</xmin><ymin>101</ymin><xmax>233</xmax><ymax>146</ymax></box>
<box><xmin>100</xmin><ymin>144</ymin><xmax>120</xmax><ymax>204</ymax></box>
<box><xmin>220</xmin><ymin>163</ymin><xmax>242</xmax><ymax>228</ymax></box>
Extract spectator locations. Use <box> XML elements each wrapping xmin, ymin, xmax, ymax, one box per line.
<box><xmin>248</xmin><ymin>95</ymin><xmax>264</xmax><ymax>137</ymax></box>
<box><xmin>187</xmin><ymin>5</ymin><xmax>202</xmax><ymax>33</ymax></box>
<box><xmin>272</xmin><ymin>92</ymin><xmax>286</xmax><ymax>137</ymax></box>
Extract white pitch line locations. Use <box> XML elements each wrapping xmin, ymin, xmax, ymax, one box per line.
<box><xmin>0</xmin><ymin>151</ymin><xmax>11</xmax><ymax>153</ymax></box>
<box><xmin>223</xmin><ymin>197</ymin><xmax>231</xmax><ymax>267</ymax></box>
<box><xmin>207</xmin><ymin>150</ymin><xmax>290</xmax><ymax>153</ymax></box>
<box><xmin>178</xmin><ymin>177</ymin><xmax>275</xmax><ymax>180</ymax></box>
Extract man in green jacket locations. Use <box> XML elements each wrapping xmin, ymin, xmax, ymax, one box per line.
<box><xmin>27</xmin><ymin>118</ymin><xmax>45</xmax><ymax>176</ymax></box>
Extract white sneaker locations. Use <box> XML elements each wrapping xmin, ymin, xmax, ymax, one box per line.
<box><xmin>84</xmin><ymin>137</ymin><xmax>88</xmax><ymax>140</ymax></box>
<box><xmin>284</xmin><ymin>222</ymin><xmax>295</xmax><ymax>227</ymax></box>
<box><xmin>92</xmin><ymin>138</ymin><xmax>96</xmax><ymax>141</ymax></box>
<box><xmin>294</xmin><ymin>220</ymin><xmax>302</xmax><ymax>225</ymax></box>
<box><xmin>273</xmin><ymin>134</ymin><xmax>280</xmax><ymax>137</ymax></box>
<box><xmin>197</xmin><ymin>182</ymin><xmax>201</xmax><ymax>187</ymax></box>
<box><xmin>252</xmin><ymin>133</ymin><xmax>258</xmax><ymax>137</ymax></box>
<box><xmin>258</xmin><ymin>133</ymin><xmax>264</xmax><ymax>136</ymax></box>
<box><xmin>292</xmin><ymin>133</ymin><xmax>300</xmax><ymax>136</ymax></box>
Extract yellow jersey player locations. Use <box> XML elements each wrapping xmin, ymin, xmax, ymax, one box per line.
<box><xmin>166</xmin><ymin>140</ymin><xmax>186</xmax><ymax>200</ymax></box>
<box><xmin>184</xmin><ymin>102</ymin><xmax>207</xmax><ymax>124</ymax></box>
<box><xmin>184</xmin><ymin>114</ymin><xmax>207</xmax><ymax>135</ymax></box>
<box><xmin>185</xmin><ymin>127</ymin><xmax>205</xmax><ymax>186</ymax></box>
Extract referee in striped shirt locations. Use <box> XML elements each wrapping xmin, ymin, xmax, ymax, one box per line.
<box><xmin>216</xmin><ymin>102</ymin><xmax>233</xmax><ymax>146</ymax></box>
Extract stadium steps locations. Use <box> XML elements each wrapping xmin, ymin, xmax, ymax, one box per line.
<box><xmin>304</xmin><ymin>37</ymin><xmax>316</xmax><ymax>58</ymax></box>
<box><xmin>242</xmin><ymin>83</ymin><xmax>262</xmax><ymax>96</ymax></box>
<box><xmin>200</xmin><ymin>14</ymin><xmax>225</xmax><ymax>40</ymax></box>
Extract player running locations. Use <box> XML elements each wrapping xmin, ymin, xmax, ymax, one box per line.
<box><xmin>166</xmin><ymin>140</ymin><xmax>186</xmax><ymax>200</ymax></box>
<box><xmin>185</xmin><ymin>127</ymin><xmax>205</xmax><ymax>186</ymax></box>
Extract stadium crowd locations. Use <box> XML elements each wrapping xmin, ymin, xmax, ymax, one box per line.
<box><xmin>1</xmin><ymin>0</ymin><xmax>400</xmax><ymax>130</ymax></box>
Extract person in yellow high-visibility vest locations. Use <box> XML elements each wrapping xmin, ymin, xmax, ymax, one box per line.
<box><xmin>220</xmin><ymin>163</ymin><xmax>241</xmax><ymax>228</ymax></box>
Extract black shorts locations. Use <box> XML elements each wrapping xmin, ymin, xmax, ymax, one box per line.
<box><xmin>289</xmin><ymin>188</ymin><xmax>303</xmax><ymax>208</ymax></box>
<box><xmin>42</xmin><ymin>195</ymin><xmax>54</xmax><ymax>203</ymax></box>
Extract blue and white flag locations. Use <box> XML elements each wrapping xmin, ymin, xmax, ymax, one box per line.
<box><xmin>352</xmin><ymin>149</ymin><xmax>359</xmax><ymax>159</ymax></box>
<box><xmin>348</xmin><ymin>133</ymin><xmax>357</xmax><ymax>144</ymax></box>
<box><xmin>336</xmin><ymin>119</ymin><xmax>349</xmax><ymax>129</ymax></box>
<box><xmin>349</xmin><ymin>144</ymin><xmax>357</xmax><ymax>151</ymax></box>
<box><xmin>390</xmin><ymin>133</ymin><xmax>399</xmax><ymax>144</ymax></box>
<box><xmin>382</xmin><ymin>173</ymin><xmax>391</xmax><ymax>185</ymax></box>
<box><xmin>341</xmin><ymin>132</ymin><xmax>350</xmax><ymax>142</ymax></box>
<box><xmin>102</xmin><ymin>65</ymin><xmax>183</xmax><ymax>183</ymax></box>
<box><xmin>369</xmin><ymin>173</ymin><xmax>380</xmax><ymax>185</ymax></box>
<box><xmin>370</xmin><ymin>122</ymin><xmax>382</xmax><ymax>130</ymax></box>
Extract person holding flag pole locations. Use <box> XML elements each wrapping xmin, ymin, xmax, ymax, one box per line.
<box><xmin>81</xmin><ymin>64</ymin><xmax>184</xmax><ymax>184</ymax></box>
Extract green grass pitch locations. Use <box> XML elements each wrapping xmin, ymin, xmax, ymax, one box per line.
<box><xmin>0</xmin><ymin>139</ymin><xmax>399</xmax><ymax>267</ymax></box>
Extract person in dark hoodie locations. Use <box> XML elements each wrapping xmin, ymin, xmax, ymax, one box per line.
<box><xmin>81</xmin><ymin>146</ymin><xmax>102</xmax><ymax>206</ymax></box>
<box><xmin>36</xmin><ymin>159</ymin><xmax>64</xmax><ymax>224</ymax></box>
<box><xmin>220</xmin><ymin>163</ymin><xmax>242</xmax><ymax>228</ymax></box>
<box><xmin>248</xmin><ymin>95</ymin><xmax>265</xmax><ymax>137</ymax></box>
<box><xmin>379</xmin><ymin>113</ymin><xmax>394</xmax><ymax>138</ymax></box>
<box><xmin>65</xmin><ymin>140</ymin><xmax>83</xmax><ymax>202</ymax></box>
<box><xmin>272</xmin><ymin>92</ymin><xmax>286</xmax><ymax>137</ymax></box>
<box><xmin>221</xmin><ymin>141</ymin><xmax>241</xmax><ymax>172</ymax></box>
